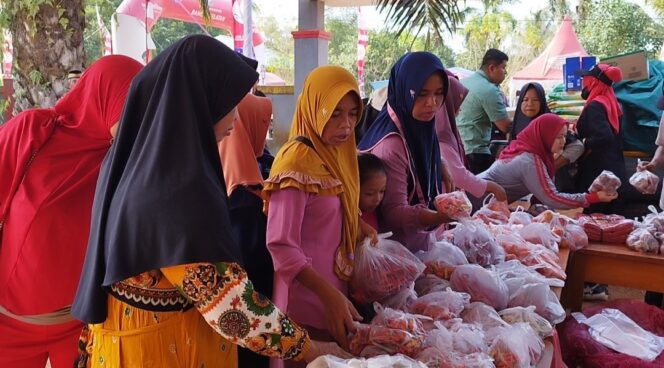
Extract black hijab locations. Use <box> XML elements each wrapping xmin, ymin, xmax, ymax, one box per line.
<box><xmin>511</xmin><ymin>82</ymin><xmax>550</xmax><ymax>139</ymax></box>
<box><xmin>73</xmin><ymin>35</ymin><xmax>258</xmax><ymax>323</ymax></box>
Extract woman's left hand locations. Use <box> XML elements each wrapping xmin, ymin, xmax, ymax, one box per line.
<box><xmin>442</xmin><ymin>163</ymin><xmax>455</xmax><ymax>193</ymax></box>
<box><xmin>358</xmin><ymin>217</ymin><xmax>378</xmax><ymax>245</ymax></box>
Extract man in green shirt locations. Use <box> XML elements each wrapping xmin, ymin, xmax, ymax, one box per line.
<box><xmin>457</xmin><ymin>49</ymin><xmax>512</xmax><ymax>174</ymax></box>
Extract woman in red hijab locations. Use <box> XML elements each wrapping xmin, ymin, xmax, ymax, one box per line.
<box><xmin>477</xmin><ymin>113</ymin><xmax>617</xmax><ymax>209</ymax></box>
<box><xmin>0</xmin><ymin>55</ymin><xmax>142</xmax><ymax>368</ymax></box>
<box><xmin>574</xmin><ymin>63</ymin><xmax>625</xmax><ymax>214</ymax></box>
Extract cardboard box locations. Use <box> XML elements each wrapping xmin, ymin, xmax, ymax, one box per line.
<box><xmin>565</xmin><ymin>56</ymin><xmax>597</xmax><ymax>91</ymax></box>
<box><xmin>601</xmin><ymin>51</ymin><xmax>649</xmax><ymax>81</ymax></box>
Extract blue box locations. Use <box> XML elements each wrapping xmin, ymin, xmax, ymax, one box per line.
<box><xmin>565</xmin><ymin>57</ymin><xmax>580</xmax><ymax>91</ymax></box>
<box><xmin>565</xmin><ymin>56</ymin><xmax>597</xmax><ymax>91</ymax></box>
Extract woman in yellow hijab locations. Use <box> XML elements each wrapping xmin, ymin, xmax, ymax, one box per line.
<box><xmin>264</xmin><ymin>66</ymin><xmax>365</xmax><ymax>363</ymax></box>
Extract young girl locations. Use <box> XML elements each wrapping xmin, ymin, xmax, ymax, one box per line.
<box><xmin>358</xmin><ymin>153</ymin><xmax>387</xmax><ymax>231</ymax></box>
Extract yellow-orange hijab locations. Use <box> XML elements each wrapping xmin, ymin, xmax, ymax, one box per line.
<box><xmin>219</xmin><ymin>93</ymin><xmax>272</xmax><ymax>197</ymax></box>
<box><xmin>264</xmin><ymin>65</ymin><xmax>362</xmax><ymax>281</ymax></box>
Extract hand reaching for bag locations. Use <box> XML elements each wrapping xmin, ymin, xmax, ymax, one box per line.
<box><xmin>321</xmin><ymin>284</ymin><xmax>363</xmax><ymax>350</ymax></box>
<box><xmin>358</xmin><ymin>217</ymin><xmax>378</xmax><ymax>245</ymax></box>
<box><xmin>596</xmin><ymin>190</ymin><xmax>618</xmax><ymax>202</ymax></box>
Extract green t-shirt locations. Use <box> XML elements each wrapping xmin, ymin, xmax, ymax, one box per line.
<box><xmin>457</xmin><ymin>71</ymin><xmax>508</xmax><ymax>155</ymax></box>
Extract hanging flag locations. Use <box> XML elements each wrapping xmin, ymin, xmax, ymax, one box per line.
<box><xmin>357</xmin><ymin>7</ymin><xmax>369</xmax><ymax>98</ymax></box>
<box><xmin>232</xmin><ymin>0</ymin><xmax>244</xmax><ymax>53</ymax></box>
<box><xmin>96</xmin><ymin>5</ymin><xmax>113</xmax><ymax>55</ymax></box>
<box><xmin>242</xmin><ymin>0</ymin><xmax>254</xmax><ymax>59</ymax></box>
<box><xmin>3</xmin><ymin>31</ymin><xmax>12</xmax><ymax>79</ymax></box>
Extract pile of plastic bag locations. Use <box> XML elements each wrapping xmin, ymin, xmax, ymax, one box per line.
<box><xmin>626</xmin><ymin>206</ymin><xmax>664</xmax><ymax>254</ymax></box>
<box><xmin>345</xmin><ymin>200</ymin><xmax>577</xmax><ymax>367</ymax></box>
<box><xmin>307</xmin><ymin>354</ymin><xmax>427</xmax><ymax>368</ymax></box>
<box><xmin>629</xmin><ymin>160</ymin><xmax>660</xmax><ymax>195</ymax></box>
<box><xmin>558</xmin><ymin>299</ymin><xmax>664</xmax><ymax>367</ymax></box>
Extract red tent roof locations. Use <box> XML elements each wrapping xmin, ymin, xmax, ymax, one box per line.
<box><xmin>513</xmin><ymin>16</ymin><xmax>587</xmax><ymax>80</ymax></box>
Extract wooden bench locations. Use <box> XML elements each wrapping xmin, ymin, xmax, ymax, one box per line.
<box><xmin>561</xmin><ymin>242</ymin><xmax>664</xmax><ymax>312</ymax></box>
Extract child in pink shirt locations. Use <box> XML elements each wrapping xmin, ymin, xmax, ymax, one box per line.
<box><xmin>358</xmin><ymin>153</ymin><xmax>387</xmax><ymax>231</ymax></box>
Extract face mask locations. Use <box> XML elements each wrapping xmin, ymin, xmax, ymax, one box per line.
<box><xmin>581</xmin><ymin>88</ymin><xmax>590</xmax><ymax>100</ymax></box>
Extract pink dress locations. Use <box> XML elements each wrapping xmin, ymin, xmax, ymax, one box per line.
<box><xmin>267</xmin><ymin>188</ymin><xmax>345</xmax><ymax>330</ymax></box>
<box><xmin>368</xmin><ymin>135</ymin><xmax>432</xmax><ymax>252</ymax></box>
<box><xmin>436</xmin><ymin>106</ymin><xmax>488</xmax><ymax>198</ymax></box>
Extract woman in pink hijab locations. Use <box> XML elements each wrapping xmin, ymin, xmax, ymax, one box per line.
<box><xmin>435</xmin><ymin>72</ymin><xmax>507</xmax><ymax>201</ymax></box>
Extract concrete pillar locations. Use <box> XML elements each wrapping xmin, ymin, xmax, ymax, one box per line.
<box><xmin>292</xmin><ymin>0</ymin><xmax>330</xmax><ymax>97</ymax></box>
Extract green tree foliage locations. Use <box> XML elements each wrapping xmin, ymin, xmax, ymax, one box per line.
<box><xmin>375</xmin><ymin>0</ymin><xmax>464</xmax><ymax>41</ymax></box>
<box><xmin>258</xmin><ymin>15</ymin><xmax>294</xmax><ymax>84</ymax></box>
<box><xmin>151</xmin><ymin>19</ymin><xmax>228</xmax><ymax>55</ymax></box>
<box><xmin>456</xmin><ymin>11</ymin><xmax>515</xmax><ymax>70</ymax></box>
<box><xmin>577</xmin><ymin>0</ymin><xmax>664</xmax><ymax>59</ymax></box>
<box><xmin>83</xmin><ymin>0</ymin><xmax>122</xmax><ymax>62</ymax></box>
<box><xmin>327</xmin><ymin>9</ymin><xmax>359</xmax><ymax>76</ymax></box>
<box><xmin>326</xmin><ymin>8</ymin><xmax>455</xmax><ymax>95</ymax></box>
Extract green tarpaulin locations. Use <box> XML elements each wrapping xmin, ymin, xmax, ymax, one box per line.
<box><xmin>614</xmin><ymin>60</ymin><xmax>664</xmax><ymax>154</ymax></box>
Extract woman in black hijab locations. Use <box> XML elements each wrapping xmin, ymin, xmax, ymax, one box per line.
<box><xmin>72</xmin><ymin>35</ymin><xmax>347</xmax><ymax>368</ymax></box>
<box><xmin>512</xmin><ymin>82</ymin><xmax>550</xmax><ymax>138</ymax></box>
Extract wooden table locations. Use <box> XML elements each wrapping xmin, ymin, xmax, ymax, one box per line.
<box><xmin>561</xmin><ymin>241</ymin><xmax>664</xmax><ymax>312</ymax></box>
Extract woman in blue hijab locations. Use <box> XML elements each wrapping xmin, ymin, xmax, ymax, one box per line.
<box><xmin>358</xmin><ymin>52</ymin><xmax>453</xmax><ymax>252</ymax></box>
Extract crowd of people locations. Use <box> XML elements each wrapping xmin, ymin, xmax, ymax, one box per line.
<box><xmin>0</xmin><ymin>35</ymin><xmax>661</xmax><ymax>368</ymax></box>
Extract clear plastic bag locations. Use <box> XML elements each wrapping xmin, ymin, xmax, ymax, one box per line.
<box><xmin>573</xmin><ymin>308</ymin><xmax>664</xmax><ymax>362</ymax></box>
<box><xmin>449</xmin><ymin>322</ymin><xmax>488</xmax><ymax>355</ymax></box>
<box><xmin>414</xmin><ymin>274</ymin><xmax>452</xmax><ymax>296</ymax></box>
<box><xmin>371</xmin><ymin>303</ymin><xmax>428</xmax><ymax>335</ymax></box>
<box><xmin>561</xmin><ymin>223</ymin><xmax>589</xmax><ymax>251</ymax></box>
<box><xmin>489</xmin><ymin>323</ymin><xmax>545</xmax><ymax>368</ymax></box>
<box><xmin>589</xmin><ymin>170</ymin><xmax>622</xmax><ymax>195</ymax></box>
<box><xmin>434</xmin><ymin>191</ymin><xmax>473</xmax><ymax>220</ymax></box>
<box><xmin>508</xmin><ymin>282</ymin><xmax>566</xmax><ymax>325</ymax></box>
<box><xmin>643</xmin><ymin>205</ymin><xmax>664</xmax><ymax>233</ymax></box>
<box><xmin>381</xmin><ymin>283</ymin><xmax>418</xmax><ymax>311</ymax></box>
<box><xmin>472</xmin><ymin>194</ymin><xmax>511</xmax><ymax>225</ymax></box>
<box><xmin>348</xmin><ymin>323</ymin><xmax>425</xmax><ymax>358</ymax></box>
<box><xmin>499</xmin><ymin>306</ymin><xmax>553</xmax><ymax>338</ymax></box>
<box><xmin>350</xmin><ymin>233</ymin><xmax>425</xmax><ymax>304</ymax></box>
<box><xmin>416</xmin><ymin>240</ymin><xmax>469</xmax><ymax>280</ymax></box>
<box><xmin>450</xmin><ymin>264</ymin><xmax>510</xmax><ymax>311</ymax></box>
<box><xmin>519</xmin><ymin>222</ymin><xmax>560</xmax><ymax>252</ymax></box>
<box><xmin>518</xmin><ymin>247</ymin><xmax>567</xmax><ymax>280</ymax></box>
<box><xmin>450</xmin><ymin>220</ymin><xmax>505</xmax><ymax>266</ymax></box>
<box><xmin>629</xmin><ymin>160</ymin><xmax>660</xmax><ymax>195</ymax></box>
<box><xmin>307</xmin><ymin>354</ymin><xmax>428</xmax><ymax>368</ymax></box>
<box><xmin>408</xmin><ymin>289</ymin><xmax>470</xmax><ymax>321</ymax></box>
<box><xmin>626</xmin><ymin>226</ymin><xmax>660</xmax><ymax>254</ymax></box>
<box><xmin>461</xmin><ymin>302</ymin><xmax>509</xmax><ymax>332</ymax></box>
<box><xmin>509</xmin><ymin>208</ymin><xmax>533</xmax><ymax>226</ymax></box>
<box><xmin>494</xmin><ymin>260</ymin><xmax>565</xmax><ymax>289</ymax></box>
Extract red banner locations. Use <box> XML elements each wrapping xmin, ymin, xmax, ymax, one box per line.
<box><xmin>357</xmin><ymin>7</ymin><xmax>369</xmax><ymax>97</ymax></box>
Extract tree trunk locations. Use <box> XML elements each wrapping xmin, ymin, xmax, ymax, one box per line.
<box><xmin>8</xmin><ymin>0</ymin><xmax>86</xmax><ymax>112</ymax></box>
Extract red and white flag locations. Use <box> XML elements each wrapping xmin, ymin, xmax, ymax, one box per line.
<box><xmin>357</xmin><ymin>7</ymin><xmax>369</xmax><ymax>98</ymax></box>
<box><xmin>96</xmin><ymin>5</ymin><xmax>113</xmax><ymax>55</ymax></box>
<box><xmin>3</xmin><ymin>31</ymin><xmax>12</xmax><ymax>79</ymax></box>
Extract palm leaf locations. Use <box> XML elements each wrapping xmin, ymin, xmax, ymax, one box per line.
<box><xmin>375</xmin><ymin>0</ymin><xmax>465</xmax><ymax>39</ymax></box>
<box><xmin>198</xmin><ymin>0</ymin><xmax>211</xmax><ymax>24</ymax></box>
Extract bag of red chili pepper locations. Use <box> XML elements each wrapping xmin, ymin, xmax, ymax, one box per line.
<box><xmin>350</xmin><ymin>233</ymin><xmax>425</xmax><ymax>304</ymax></box>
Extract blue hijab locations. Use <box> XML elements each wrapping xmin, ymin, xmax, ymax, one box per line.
<box><xmin>358</xmin><ymin>52</ymin><xmax>448</xmax><ymax>208</ymax></box>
